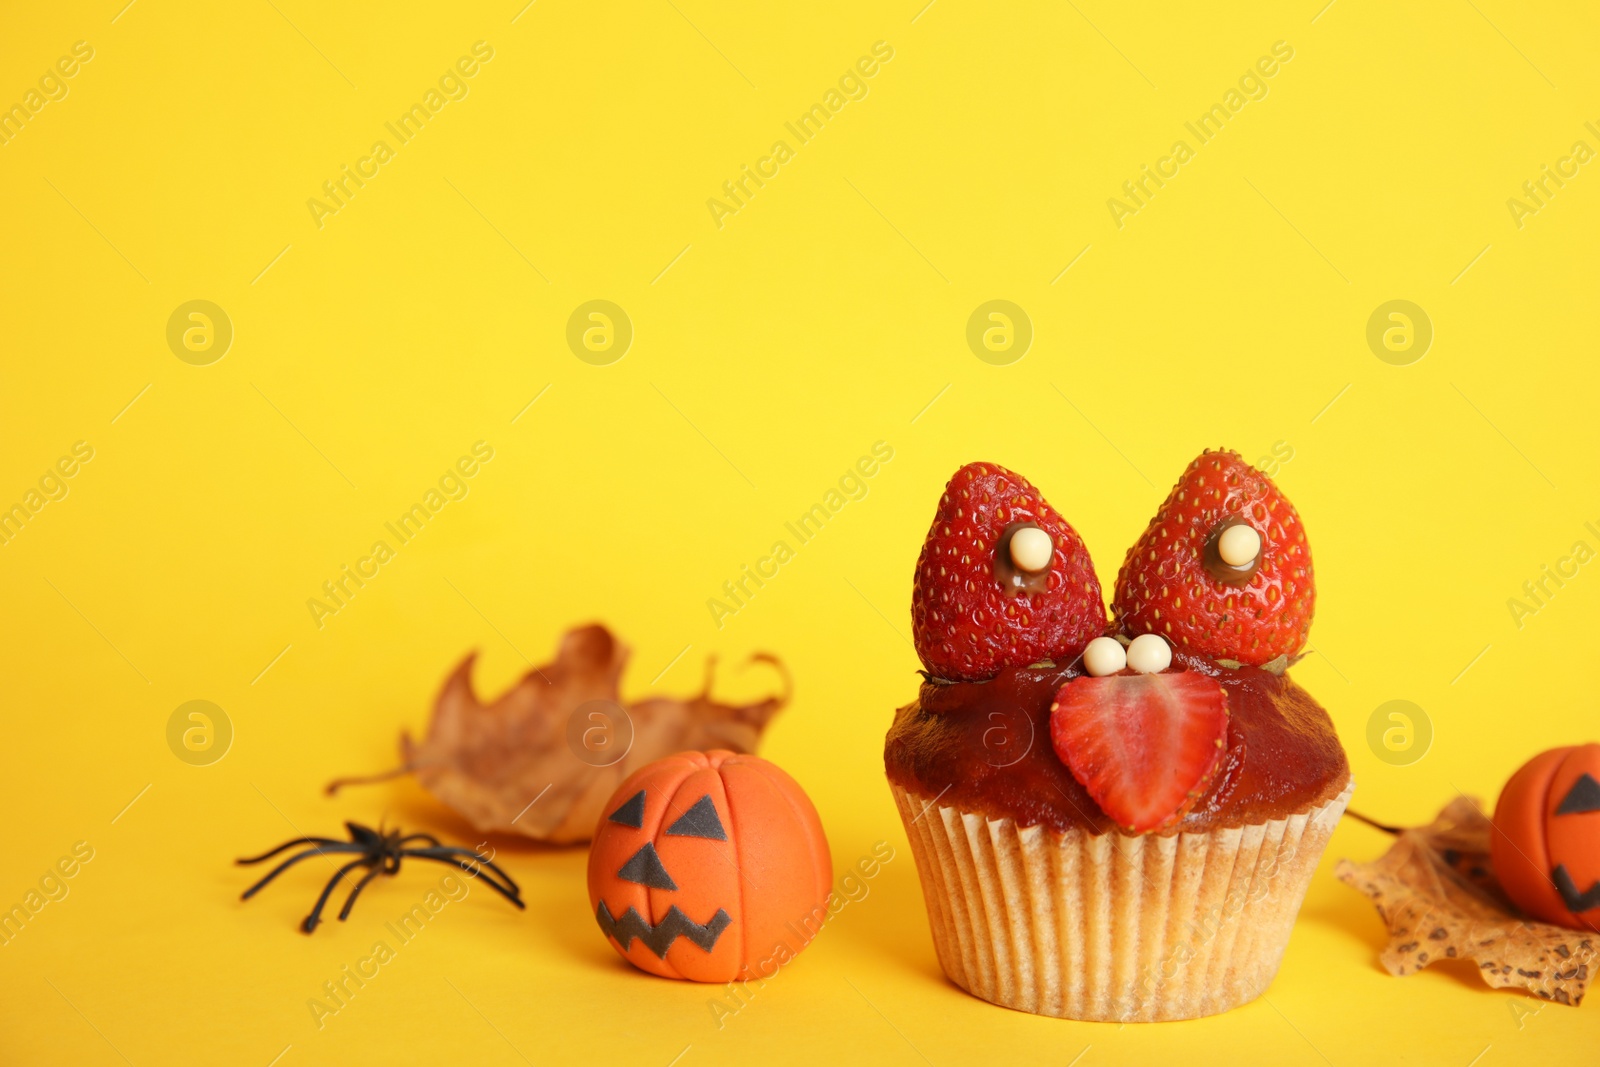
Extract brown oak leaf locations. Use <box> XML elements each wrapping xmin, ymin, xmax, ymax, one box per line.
<box><xmin>1336</xmin><ymin>797</ymin><xmax>1596</xmax><ymax>1004</ymax></box>
<box><xmin>330</xmin><ymin>624</ymin><xmax>789</xmax><ymax>845</ymax></box>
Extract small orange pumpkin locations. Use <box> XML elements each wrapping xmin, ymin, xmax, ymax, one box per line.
<box><xmin>1491</xmin><ymin>743</ymin><xmax>1600</xmax><ymax>932</ymax></box>
<box><xmin>586</xmin><ymin>750</ymin><xmax>832</xmax><ymax>981</ymax></box>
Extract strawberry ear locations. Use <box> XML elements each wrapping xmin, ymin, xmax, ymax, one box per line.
<box><xmin>911</xmin><ymin>462</ymin><xmax>1105</xmax><ymax>682</ymax></box>
<box><xmin>1112</xmin><ymin>449</ymin><xmax>1313</xmax><ymax>666</ymax></box>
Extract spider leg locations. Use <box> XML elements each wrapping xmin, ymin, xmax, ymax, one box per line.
<box><xmin>403</xmin><ymin>846</ymin><xmax>520</xmax><ymax>886</ymax></box>
<box><xmin>396</xmin><ymin>832</ymin><xmax>442</xmax><ymax>848</ymax></box>
<box><xmin>402</xmin><ymin>847</ymin><xmax>522</xmax><ymax>897</ymax></box>
<box><xmin>302</xmin><ymin>859</ymin><xmax>376</xmax><ymax>934</ymax></box>
<box><xmin>442</xmin><ymin>861</ymin><xmax>525</xmax><ymax>910</ymax></box>
<box><xmin>239</xmin><ymin>845</ymin><xmax>366</xmax><ymax>900</ymax></box>
<box><xmin>401</xmin><ymin>850</ymin><xmax>524</xmax><ymax>909</ymax></box>
<box><xmin>236</xmin><ymin>837</ymin><xmax>354</xmax><ymax>865</ymax></box>
<box><xmin>336</xmin><ymin>863</ymin><xmax>389</xmax><ymax>922</ymax></box>
<box><xmin>402</xmin><ymin>849</ymin><xmax>519</xmax><ymax>895</ymax></box>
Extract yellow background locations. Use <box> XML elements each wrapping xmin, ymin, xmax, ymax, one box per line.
<box><xmin>2</xmin><ymin>0</ymin><xmax>1598</xmax><ymax>1063</ymax></box>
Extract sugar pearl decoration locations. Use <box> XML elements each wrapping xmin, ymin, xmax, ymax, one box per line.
<box><xmin>1126</xmin><ymin>633</ymin><xmax>1172</xmax><ymax>674</ymax></box>
<box><xmin>1217</xmin><ymin>524</ymin><xmax>1262</xmax><ymax>567</ymax></box>
<box><xmin>1082</xmin><ymin>636</ymin><xmax>1127</xmax><ymax>677</ymax></box>
<box><xmin>1008</xmin><ymin>526</ymin><xmax>1053</xmax><ymax>573</ymax></box>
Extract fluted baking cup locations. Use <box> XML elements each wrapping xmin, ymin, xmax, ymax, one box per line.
<box><xmin>891</xmin><ymin>780</ymin><xmax>1353</xmax><ymax>1021</ymax></box>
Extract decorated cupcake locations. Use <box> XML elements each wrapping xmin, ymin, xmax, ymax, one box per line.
<box><xmin>885</xmin><ymin>452</ymin><xmax>1351</xmax><ymax>1021</ymax></box>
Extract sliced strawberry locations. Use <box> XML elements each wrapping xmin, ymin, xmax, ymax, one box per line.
<box><xmin>1049</xmin><ymin>671</ymin><xmax>1229</xmax><ymax>832</ymax></box>
<box><xmin>1112</xmin><ymin>449</ymin><xmax>1313</xmax><ymax>665</ymax></box>
<box><xmin>911</xmin><ymin>462</ymin><xmax>1104</xmax><ymax>682</ymax></box>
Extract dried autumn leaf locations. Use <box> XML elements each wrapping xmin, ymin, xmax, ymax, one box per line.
<box><xmin>1336</xmin><ymin>796</ymin><xmax>1596</xmax><ymax>1005</ymax></box>
<box><xmin>330</xmin><ymin>624</ymin><xmax>789</xmax><ymax>845</ymax></box>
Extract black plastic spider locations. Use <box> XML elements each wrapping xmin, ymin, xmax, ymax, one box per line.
<box><xmin>237</xmin><ymin>821</ymin><xmax>524</xmax><ymax>933</ymax></box>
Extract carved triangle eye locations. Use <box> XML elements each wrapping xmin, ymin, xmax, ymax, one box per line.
<box><xmin>1555</xmin><ymin>773</ymin><xmax>1600</xmax><ymax>816</ymax></box>
<box><xmin>607</xmin><ymin>790</ymin><xmax>646</xmax><ymax>828</ymax></box>
<box><xmin>666</xmin><ymin>794</ymin><xmax>727</xmax><ymax>840</ymax></box>
<box><xmin>617</xmin><ymin>842</ymin><xmax>677</xmax><ymax>890</ymax></box>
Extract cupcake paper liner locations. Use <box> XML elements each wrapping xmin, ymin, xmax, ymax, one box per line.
<box><xmin>891</xmin><ymin>780</ymin><xmax>1353</xmax><ymax>1022</ymax></box>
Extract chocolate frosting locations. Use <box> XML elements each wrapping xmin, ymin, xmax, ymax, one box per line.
<box><xmin>993</xmin><ymin>522</ymin><xmax>1051</xmax><ymax>596</ymax></box>
<box><xmin>1202</xmin><ymin>515</ymin><xmax>1263</xmax><ymax>586</ymax></box>
<box><xmin>884</xmin><ymin>652</ymin><xmax>1350</xmax><ymax>836</ymax></box>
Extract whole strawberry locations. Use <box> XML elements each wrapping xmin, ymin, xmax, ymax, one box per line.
<box><xmin>912</xmin><ymin>462</ymin><xmax>1104</xmax><ymax>681</ymax></box>
<box><xmin>1112</xmin><ymin>449</ymin><xmax>1313</xmax><ymax>665</ymax></box>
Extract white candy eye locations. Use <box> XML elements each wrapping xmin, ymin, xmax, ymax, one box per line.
<box><xmin>1008</xmin><ymin>527</ymin><xmax>1053</xmax><ymax>573</ymax></box>
<box><xmin>1082</xmin><ymin>636</ymin><xmax>1127</xmax><ymax>677</ymax></box>
<box><xmin>1126</xmin><ymin>633</ymin><xmax>1172</xmax><ymax>674</ymax></box>
<box><xmin>1217</xmin><ymin>524</ymin><xmax>1261</xmax><ymax>567</ymax></box>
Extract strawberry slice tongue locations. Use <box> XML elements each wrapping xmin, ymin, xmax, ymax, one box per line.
<box><xmin>1049</xmin><ymin>671</ymin><xmax>1229</xmax><ymax>833</ymax></box>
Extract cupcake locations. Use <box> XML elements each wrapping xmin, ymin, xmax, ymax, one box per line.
<box><xmin>885</xmin><ymin>453</ymin><xmax>1351</xmax><ymax>1022</ymax></box>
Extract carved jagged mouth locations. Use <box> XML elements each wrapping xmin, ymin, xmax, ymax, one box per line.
<box><xmin>595</xmin><ymin>901</ymin><xmax>732</xmax><ymax>958</ymax></box>
<box><xmin>1552</xmin><ymin>865</ymin><xmax>1600</xmax><ymax>914</ymax></box>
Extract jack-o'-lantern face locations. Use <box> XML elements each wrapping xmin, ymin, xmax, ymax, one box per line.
<box><xmin>1491</xmin><ymin>743</ymin><xmax>1600</xmax><ymax>932</ymax></box>
<box><xmin>586</xmin><ymin>750</ymin><xmax>832</xmax><ymax>982</ymax></box>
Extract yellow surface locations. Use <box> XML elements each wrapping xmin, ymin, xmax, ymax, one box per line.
<box><xmin>2</xmin><ymin>1</ymin><xmax>1597</xmax><ymax>1063</ymax></box>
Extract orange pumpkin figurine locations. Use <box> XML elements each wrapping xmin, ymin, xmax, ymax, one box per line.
<box><xmin>1491</xmin><ymin>743</ymin><xmax>1600</xmax><ymax>932</ymax></box>
<box><xmin>586</xmin><ymin>750</ymin><xmax>832</xmax><ymax>981</ymax></box>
